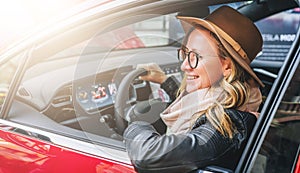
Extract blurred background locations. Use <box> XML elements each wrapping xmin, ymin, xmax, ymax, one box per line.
<box><xmin>0</xmin><ymin>0</ymin><xmax>299</xmax><ymax>60</ymax></box>
<box><xmin>0</xmin><ymin>0</ymin><xmax>85</xmax><ymax>50</ymax></box>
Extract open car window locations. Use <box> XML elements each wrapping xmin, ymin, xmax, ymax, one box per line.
<box><xmin>10</xmin><ymin>13</ymin><xmax>183</xmax><ymax>145</ymax></box>
<box><xmin>4</xmin><ymin>3</ymin><xmax>299</xmax><ymax>170</ymax></box>
<box><xmin>251</xmin><ymin>59</ymin><xmax>300</xmax><ymax>173</ymax></box>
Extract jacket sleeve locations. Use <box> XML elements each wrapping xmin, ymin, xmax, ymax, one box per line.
<box><xmin>160</xmin><ymin>76</ymin><xmax>180</xmax><ymax>102</ymax></box>
<box><xmin>123</xmin><ymin>120</ymin><xmax>236</xmax><ymax>173</ymax></box>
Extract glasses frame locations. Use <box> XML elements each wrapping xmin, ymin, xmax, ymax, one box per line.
<box><xmin>177</xmin><ymin>48</ymin><xmax>202</xmax><ymax>69</ymax></box>
<box><xmin>177</xmin><ymin>47</ymin><xmax>226</xmax><ymax>69</ymax></box>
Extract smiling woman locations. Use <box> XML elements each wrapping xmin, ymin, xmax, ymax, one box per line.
<box><xmin>123</xmin><ymin>6</ymin><xmax>263</xmax><ymax>172</ymax></box>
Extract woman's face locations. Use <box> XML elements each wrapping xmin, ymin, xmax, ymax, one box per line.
<box><xmin>181</xmin><ymin>29</ymin><xmax>229</xmax><ymax>93</ymax></box>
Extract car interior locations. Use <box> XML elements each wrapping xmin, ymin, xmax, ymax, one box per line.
<box><xmin>6</xmin><ymin>0</ymin><xmax>298</xmax><ymax>141</ymax></box>
<box><xmin>1</xmin><ymin>0</ymin><xmax>299</xmax><ymax>172</ymax></box>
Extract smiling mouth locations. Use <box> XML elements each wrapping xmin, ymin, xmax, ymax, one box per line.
<box><xmin>186</xmin><ymin>75</ymin><xmax>199</xmax><ymax>80</ymax></box>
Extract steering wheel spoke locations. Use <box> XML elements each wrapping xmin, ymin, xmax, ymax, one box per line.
<box><xmin>113</xmin><ymin>68</ymin><xmax>167</xmax><ymax>134</ymax></box>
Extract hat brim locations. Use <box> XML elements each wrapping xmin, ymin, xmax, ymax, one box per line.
<box><xmin>177</xmin><ymin>16</ymin><xmax>264</xmax><ymax>87</ymax></box>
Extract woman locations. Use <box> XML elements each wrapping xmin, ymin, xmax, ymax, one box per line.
<box><xmin>123</xmin><ymin>6</ymin><xmax>263</xmax><ymax>173</ymax></box>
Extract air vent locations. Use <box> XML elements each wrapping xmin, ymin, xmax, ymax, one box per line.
<box><xmin>18</xmin><ymin>87</ymin><xmax>31</xmax><ymax>97</ymax></box>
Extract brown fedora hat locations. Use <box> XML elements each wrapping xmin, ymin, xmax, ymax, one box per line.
<box><xmin>177</xmin><ymin>6</ymin><xmax>264</xmax><ymax>87</ymax></box>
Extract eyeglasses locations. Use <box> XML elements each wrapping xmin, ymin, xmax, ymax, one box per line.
<box><xmin>177</xmin><ymin>48</ymin><xmax>203</xmax><ymax>69</ymax></box>
<box><xmin>177</xmin><ymin>48</ymin><xmax>221</xmax><ymax>69</ymax></box>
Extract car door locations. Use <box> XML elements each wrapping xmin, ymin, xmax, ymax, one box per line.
<box><xmin>0</xmin><ymin>1</ymin><xmax>188</xmax><ymax>172</ymax></box>
<box><xmin>0</xmin><ymin>41</ymin><xmax>136</xmax><ymax>173</ymax></box>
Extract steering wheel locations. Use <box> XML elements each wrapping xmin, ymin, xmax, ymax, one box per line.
<box><xmin>114</xmin><ymin>68</ymin><xmax>167</xmax><ymax>134</ymax></box>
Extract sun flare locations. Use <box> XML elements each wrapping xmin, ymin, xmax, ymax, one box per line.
<box><xmin>0</xmin><ymin>0</ymin><xmax>82</xmax><ymax>48</ymax></box>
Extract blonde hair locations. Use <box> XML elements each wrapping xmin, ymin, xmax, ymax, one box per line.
<box><xmin>179</xmin><ymin>27</ymin><xmax>251</xmax><ymax>138</ymax></box>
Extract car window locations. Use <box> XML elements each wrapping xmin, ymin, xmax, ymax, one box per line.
<box><xmin>52</xmin><ymin>13</ymin><xmax>183</xmax><ymax>58</ymax></box>
<box><xmin>251</xmin><ymin>8</ymin><xmax>300</xmax><ymax>102</ymax></box>
<box><xmin>11</xmin><ymin>13</ymin><xmax>183</xmax><ymax>144</ymax></box>
<box><xmin>251</xmin><ymin>61</ymin><xmax>300</xmax><ymax>172</ymax></box>
<box><xmin>6</xmin><ymin>3</ymin><xmax>299</xmax><ymax>168</ymax></box>
<box><xmin>87</xmin><ymin>15</ymin><xmax>182</xmax><ymax>50</ymax></box>
<box><xmin>255</xmin><ymin>8</ymin><xmax>300</xmax><ymax>61</ymax></box>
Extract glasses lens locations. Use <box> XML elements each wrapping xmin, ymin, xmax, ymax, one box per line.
<box><xmin>188</xmin><ymin>52</ymin><xmax>198</xmax><ymax>69</ymax></box>
<box><xmin>177</xmin><ymin>49</ymin><xmax>185</xmax><ymax>62</ymax></box>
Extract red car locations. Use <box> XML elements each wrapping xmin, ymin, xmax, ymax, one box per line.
<box><xmin>0</xmin><ymin>0</ymin><xmax>299</xmax><ymax>172</ymax></box>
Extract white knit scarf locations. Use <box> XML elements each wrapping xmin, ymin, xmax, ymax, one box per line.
<box><xmin>160</xmin><ymin>86</ymin><xmax>262</xmax><ymax>134</ymax></box>
<box><xmin>160</xmin><ymin>86</ymin><xmax>223</xmax><ymax>134</ymax></box>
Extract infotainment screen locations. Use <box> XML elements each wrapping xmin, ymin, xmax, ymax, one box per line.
<box><xmin>76</xmin><ymin>81</ymin><xmax>117</xmax><ymax>112</ymax></box>
<box><xmin>75</xmin><ymin>66</ymin><xmax>132</xmax><ymax>113</ymax></box>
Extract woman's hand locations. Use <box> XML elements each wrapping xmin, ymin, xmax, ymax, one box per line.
<box><xmin>137</xmin><ymin>63</ymin><xmax>167</xmax><ymax>84</ymax></box>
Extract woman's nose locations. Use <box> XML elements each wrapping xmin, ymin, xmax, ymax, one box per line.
<box><xmin>180</xmin><ymin>58</ymin><xmax>191</xmax><ymax>71</ymax></box>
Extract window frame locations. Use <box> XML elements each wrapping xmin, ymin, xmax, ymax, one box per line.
<box><xmin>237</xmin><ymin>22</ymin><xmax>300</xmax><ymax>172</ymax></box>
<box><xmin>0</xmin><ymin>50</ymin><xmax>31</xmax><ymax>119</ymax></box>
<box><xmin>0</xmin><ymin>0</ymin><xmax>206</xmax><ymax>158</ymax></box>
<box><xmin>0</xmin><ymin>1</ymin><xmax>299</xmax><ymax>171</ymax></box>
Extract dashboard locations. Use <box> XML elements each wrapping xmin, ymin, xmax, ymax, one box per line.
<box><xmin>74</xmin><ymin>66</ymin><xmax>133</xmax><ymax>113</ymax></box>
<box><xmin>16</xmin><ymin>46</ymin><xmax>181</xmax><ymax>137</ymax></box>
<box><xmin>74</xmin><ymin>63</ymin><xmax>182</xmax><ymax>114</ymax></box>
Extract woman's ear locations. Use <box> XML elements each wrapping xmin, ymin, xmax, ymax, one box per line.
<box><xmin>221</xmin><ymin>57</ymin><xmax>232</xmax><ymax>78</ymax></box>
